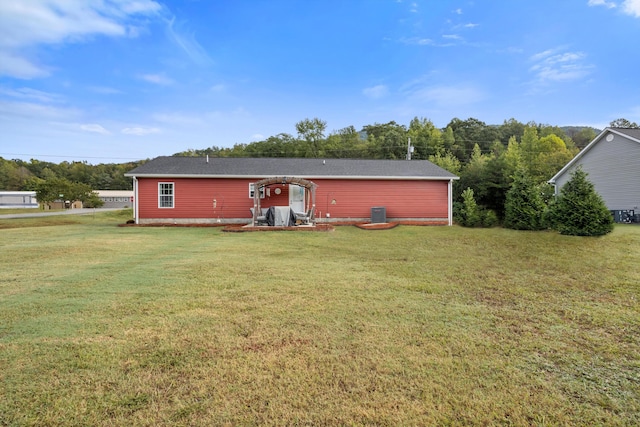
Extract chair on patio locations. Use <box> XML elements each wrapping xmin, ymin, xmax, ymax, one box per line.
<box><xmin>250</xmin><ymin>207</ymin><xmax>269</xmax><ymax>225</ymax></box>
<box><xmin>295</xmin><ymin>206</ymin><xmax>315</xmax><ymax>225</ymax></box>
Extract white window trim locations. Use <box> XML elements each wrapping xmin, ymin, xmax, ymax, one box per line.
<box><xmin>249</xmin><ymin>183</ymin><xmax>265</xmax><ymax>199</ymax></box>
<box><xmin>158</xmin><ymin>182</ymin><xmax>174</xmax><ymax>208</ymax></box>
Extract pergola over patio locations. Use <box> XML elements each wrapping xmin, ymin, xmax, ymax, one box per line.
<box><xmin>251</xmin><ymin>176</ymin><xmax>317</xmax><ymax>226</ymax></box>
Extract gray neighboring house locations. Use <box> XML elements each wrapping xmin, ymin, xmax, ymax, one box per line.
<box><xmin>95</xmin><ymin>190</ymin><xmax>134</xmax><ymax>209</ymax></box>
<box><xmin>0</xmin><ymin>191</ymin><xmax>39</xmax><ymax>209</ymax></box>
<box><xmin>548</xmin><ymin>127</ymin><xmax>640</xmax><ymax>222</ymax></box>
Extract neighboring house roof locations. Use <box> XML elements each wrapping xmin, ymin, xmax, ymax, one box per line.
<box><xmin>0</xmin><ymin>191</ymin><xmax>37</xmax><ymax>195</ymax></box>
<box><xmin>549</xmin><ymin>127</ymin><xmax>640</xmax><ymax>184</ymax></box>
<box><xmin>125</xmin><ymin>156</ymin><xmax>459</xmax><ymax>180</ymax></box>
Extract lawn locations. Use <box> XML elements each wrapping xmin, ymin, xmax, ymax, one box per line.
<box><xmin>1</xmin><ymin>210</ymin><xmax>639</xmax><ymax>426</ymax></box>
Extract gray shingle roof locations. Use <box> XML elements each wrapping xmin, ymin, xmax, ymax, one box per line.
<box><xmin>125</xmin><ymin>156</ymin><xmax>458</xmax><ymax>180</ymax></box>
<box><xmin>611</xmin><ymin>127</ymin><xmax>640</xmax><ymax>141</ymax></box>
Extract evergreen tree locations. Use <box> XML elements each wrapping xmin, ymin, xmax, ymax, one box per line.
<box><xmin>455</xmin><ymin>187</ymin><xmax>481</xmax><ymax>227</ymax></box>
<box><xmin>503</xmin><ymin>168</ymin><xmax>546</xmax><ymax>230</ymax></box>
<box><xmin>546</xmin><ymin>168</ymin><xmax>614</xmax><ymax>236</ymax></box>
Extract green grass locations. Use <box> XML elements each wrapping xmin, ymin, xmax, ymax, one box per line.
<box><xmin>1</xmin><ymin>212</ymin><xmax>639</xmax><ymax>426</ymax></box>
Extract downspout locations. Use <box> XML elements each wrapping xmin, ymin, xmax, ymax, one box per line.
<box><xmin>133</xmin><ymin>176</ymin><xmax>139</xmax><ymax>225</ymax></box>
<box><xmin>448</xmin><ymin>179</ymin><xmax>453</xmax><ymax>226</ymax></box>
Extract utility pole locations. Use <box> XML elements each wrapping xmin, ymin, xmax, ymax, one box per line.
<box><xmin>407</xmin><ymin>137</ymin><xmax>414</xmax><ymax>160</ymax></box>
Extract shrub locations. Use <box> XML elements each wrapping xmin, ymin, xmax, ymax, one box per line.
<box><xmin>545</xmin><ymin>168</ymin><xmax>614</xmax><ymax>236</ymax></box>
<box><xmin>455</xmin><ymin>188</ymin><xmax>498</xmax><ymax>227</ymax></box>
<box><xmin>481</xmin><ymin>209</ymin><xmax>499</xmax><ymax>227</ymax></box>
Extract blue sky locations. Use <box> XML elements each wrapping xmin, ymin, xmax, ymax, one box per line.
<box><xmin>1</xmin><ymin>0</ymin><xmax>639</xmax><ymax>163</ymax></box>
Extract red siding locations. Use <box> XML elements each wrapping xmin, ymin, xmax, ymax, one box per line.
<box><xmin>138</xmin><ymin>178</ymin><xmax>260</xmax><ymax>220</ymax></box>
<box><xmin>136</xmin><ymin>177</ymin><xmax>449</xmax><ymax>221</ymax></box>
<box><xmin>312</xmin><ymin>179</ymin><xmax>448</xmax><ymax>219</ymax></box>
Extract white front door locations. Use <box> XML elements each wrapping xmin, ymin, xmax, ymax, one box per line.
<box><xmin>289</xmin><ymin>184</ymin><xmax>305</xmax><ymax>213</ymax></box>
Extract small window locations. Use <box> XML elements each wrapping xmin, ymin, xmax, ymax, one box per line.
<box><xmin>159</xmin><ymin>182</ymin><xmax>174</xmax><ymax>208</ymax></box>
<box><xmin>249</xmin><ymin>183</ymin><xmax>265</xmax><ymax>199</ymax></box>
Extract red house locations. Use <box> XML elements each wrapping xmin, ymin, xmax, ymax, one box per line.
<box><xmin>124</xmin><ymin>157</ymin><xmax>459</xmax><ymax>226</ymax></box>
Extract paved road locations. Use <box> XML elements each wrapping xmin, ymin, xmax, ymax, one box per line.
<box><xmin>0</xmin><ymin>208</ymin><xmax>124</xmax><ymax>219</ymax></box>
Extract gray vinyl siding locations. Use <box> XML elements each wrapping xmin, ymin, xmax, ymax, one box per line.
<box><xmin>554</xmin><ymin>132</ymin><xmax>640</xmax><ymax>211</ymax></box>
<box><xmin>0</xmin><ymin>191</ymin><xmax>39</xmax><ymax>208</ymax></box>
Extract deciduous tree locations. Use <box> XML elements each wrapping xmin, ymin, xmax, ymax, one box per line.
<box><xmin>296</xmin><ymin>118</ymin><xmax>327</xmax><ymax>157</ymax></box>
<box><xmin>609</xmin><ymin>118</ymin><xmax>640</xmax><ymax>128</ymax></box>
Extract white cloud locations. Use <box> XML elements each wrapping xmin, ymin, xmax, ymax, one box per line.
<box><xmin>210</xmin><ymin>84</ymin><xmax>226</xmax><ymax>92</ymax></box>
<box><xmin>0</xmin><ymin>100</ymin><xmax>79</xmax><ymax>120</ymax></box>
<box><xmin>451</xmin><ymin>22</ymin><xmax>479</xmax><ymax>31</ymax></box>
<box><xmin>363</xmin><ymin>85</ymin><xmax>389</xmax><ymax>99</ymax></box>
<box><xmin>165</xmin><ymin>16</ymin><xmax>213</xmax><ymax>66</ymax></box>
<box><xmin>399</xmin><ymin>37</ymin><xmax>434</xmax><ymax>45</ymax></box>
<box><xmin>407</xmin><ymin>84</ymin><xmax>485</xmax><ymax>107</ymax></box>
<box><xmin>122</xmin><ymin>126</ymin><xmax>161</xmax><ymax>135</ymax></box>
<box><xmin>140</xmin><ymin>73</ymin><xmax>174</xmax><ymax>85</ymax></box>
<box><xmin>588</xmin><ymin>0</ymin><xmax>617</xmax><ymax>8</ymax></box>
<box><xmin>0</xmin><ymin>0</ymin><xmax>162</xmax><ymax>79</ymax></box>
<box><xmin>80</xmin><ymin>124</ymin><xmax>110</xmax><ymax>134</ymax></box>
<box><xmin>622</xmin><ymin>0</ymin><xmax>640</xmax><ymax>16</ymax></box>
<box><xmin>588</xmin><ymin>0</ymin><xmax>640</xmax><ymax>17</ymax></box>
<box><xmin>529</xmin><ymin>48</ymin><xmax>593</xmax><ymax>83</ymax></box>
<box><xmin>152</xmin><ymin>112</ymin><xmax>203</xmax><ymax>125</ymax></box>
<box><xmin>454</xmin><ymin>8</ymin><xmax>463</xmax><ymax>14</ymax></box>
<box><xmin>251</xmin><ymin>134</ymin><xmax>265</xmax><ymax>140</ymax></box>
<box><xmin>0</xmin><ymin>87</ymin><xmax>64</xmax><ymax>103</ymax></box>
<box><xmin>0</xmin><ymin>52</ymin><xmax>50</xmax><ymax>79</ymax></box>
<box><xmin>88</xmin><ymin>86</ymin><xmax>123</xmax><ymax>95</ymax></box>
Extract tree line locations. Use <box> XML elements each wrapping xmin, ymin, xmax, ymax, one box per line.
<box><xmin>0</xmin><ymin>158</ymin><xmax>141</xmax><ymax>192</ymax></box>
<box><xmin>0</xmin><ymin>159</ymin><xmax>142</xmax><ymax>209</ymax></box>
<box><xmin>1</xmin><ymin>116</ymin><xmax>634</xmax><ymax>229</ymax></box>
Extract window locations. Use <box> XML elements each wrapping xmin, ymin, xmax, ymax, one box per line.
<box><xmin>249</xmin><ymin>183</ymin><xmax>265</xmax><ymax>199</ymax></box>
<box><xmin>159</xmin><ymin>182</ymin><xmax>174</xmax><ymax>208</ymax></box>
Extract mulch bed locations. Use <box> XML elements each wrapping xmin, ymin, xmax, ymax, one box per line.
<box><xmin>120</xmin><ymin>221</ymin><xmax>449</xmax><ymax>230</ymax></box>
<box><xmin>222</xmin><ymin>224</ymin><xmax>335</xmax><ymax>232</ymax></box>
<box><xmin>353</xmin><ymin>222</ymin><xmax>399</xmax><ymax>230</ymax></box>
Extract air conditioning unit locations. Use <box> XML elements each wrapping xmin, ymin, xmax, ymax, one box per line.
<box><xmin>611</xmin><ymin>210</ymin><xmax>634</xmax><ymax>223</ymax></box>
<box><xmin>371</xmin><ymin>206</ymin><xmax>386</xmax><ymax>223</ymax></box>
